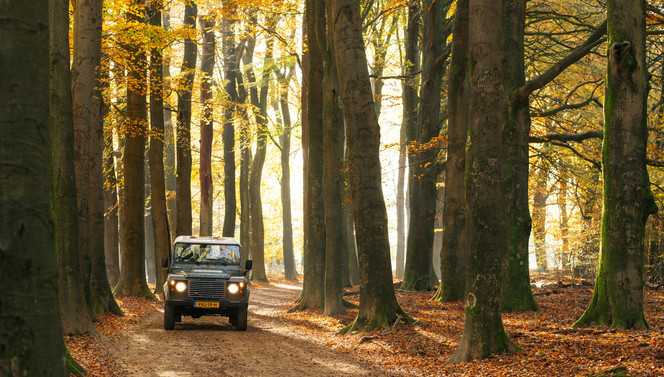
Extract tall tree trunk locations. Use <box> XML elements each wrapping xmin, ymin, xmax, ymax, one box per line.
<box><xmin>50</xmin><ymin>0</ymin><xmax>97</xmax><ymax>335</ymax></box>
<box><xmin>396</xmin><ymin>0</ymin><xmax>420</xmax><ymax>281</ymax></box>
<box><xmin>318</xmin><ymin>0</ymin><xmax>346</xmax><ymax>316</ymax></box>
<box><xmin>78</xmin><ymin>0</ymin><xmax>122</xmax><ymax>316</ymax></box>
<box><xmin>175</xmin><ymin>1</ymin><xmax>197</xmax><ymax>237</ymax></box>
<box><xmin>332</xmin><ymin>0</ymin><xmax>408</xmax><ymax>332</ymax></box>
<box><xmin>294</xmin><ymin>0</ymin><xmax>326</xmax><ymax>310</ymax></box>
<box><xmin>574</xmin><ymin>0</ymin><xmax>657</xmax><ymax>329</ymax></box>
<box><xmin>558</xmin><ymin>170</ymin><xmax>570</xmax><ymax>271</ymax></box>
<box><xmin>221</xmin><ymin>1</ymin><xmax>239</xmax><ymax>237</ymax></box>
<box><xmin>500</xmin><ymin>0</ymin><xmax>538</xmax><ymax>312</ymax></box>
<box><xmin>244</xmin><ymin>22</ymin><xmax>272</xmax><ymax>282</ymax></box>
<box><xmin>115</xmin><ymin>3</ymin><xmax>156</xmax><ymax>300</ymax></box>
<box><xmin>71</xmin><ymin>0</ymin><xmax>96</xmax><ymax>322</ymax></box>
<box><xmin>150</xmin><ymin>3</ymin><xmax>170</xmax><ymax>295</ymax></box>
<box><xmin>275</xmin><ymin>65</ymin><xmax>298</xmax><ymax>281</ymax></box>
<box><xmin>532</xmin><ymin>163</ymin><xmax>548</xmax><ymax>272</ymax></box>
<box><xmin>402</xmin><ymin>0</ymin><xmax>449</xmax><ymax>292</ymax></box>
<box><xmin>434</xmin><ymin>0</ymin><xmax>468</xmax><ymax>303</ymax></box>
<box><xmin>104</xmin><ymin>123</ymin><xmax>120</xmax><ymax>287</ymax></box>
<box><xmin>162</xmin><ymin>8</ymin><xmax>177</xmax><ymax>244</ymax></box>
<box><xmin>199</xmin><ymin>14</ymin><xmax>215</xmax><ymax>236</ymax></box>
<box><xmin>449</xmin><ymin>0</ymin><xmax>519</xmax><ymax>362</ymax></box>
<box><xmin>2</xmin><ymin>2</ymin><xmax>67</xmax><ymax>373</ymax></box>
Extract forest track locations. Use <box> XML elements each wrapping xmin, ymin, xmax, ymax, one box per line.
<box><xmin>110</xmin><ymin>283</ymin><xmax>396</xmax><ymax>376</ymax></box>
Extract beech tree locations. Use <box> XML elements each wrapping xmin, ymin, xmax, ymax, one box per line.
<box><xmin>434</xmin><ymin>0</ymin><xmax>468</xmax><ymax>303</ymax></box>
<box><xmin>50</xmin><ymin>0</ymin><xmax>97</xmax><ymax>335</ymax></box>
<box><xmin>401</xmin><ymin>0</ymin><xmax>450</xmax><ymax>292</ymax></box>
<box><xmin>449</xmin><ymin>0</ymin><xmax>519</xmax><ymax>361</ymax></box>
<box><xmin>1</xmin><ymin>0</ymin><xmax>68</xmax><ymax>373</ymax></box>
<box><xmin>175</xmin><ymin>0</ymin><xmax>197</xmax><ymax>237</ymax></box>
<box><xmin>199</xmin><ymin>13</ymin><xmax>215</xmax><ymax>236</ymax></box>
<box><xmin>114</xmin><ymin>1</ymin><xmax>155</xmax><ymax>300</ymax></box>
<box><xmin>574</xmin><ymin>0</ymin><xmax>657</xmax><ymax>329</ymax></box>
<box><xmin>332</xmin><ymin>0</ymin><xmax>408</xmax><ymax>331</ymax></box>
<box><xmin>294</xmin><ymin>0</ymin><xmax>326</xmax><ymax>310</ymax></box>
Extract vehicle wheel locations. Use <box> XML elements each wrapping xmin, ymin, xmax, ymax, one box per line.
<box><xmin>164</xmin><ymin>305</ymin><xmax>175</xmax><ymax>330</ymax></box>
<box><xmin>236</xmin><ymin>307</ymin><xmax>247</xmax><ymax>331</ymax></box>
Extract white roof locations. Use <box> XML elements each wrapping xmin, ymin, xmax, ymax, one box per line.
<box><xmin>173</xmin><ymin>235</ymin><xmax>241</xmax><ymax>246</ymax></box>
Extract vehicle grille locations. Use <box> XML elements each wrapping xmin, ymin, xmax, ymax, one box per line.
<box><xmin>188</xmin><ymin>279</ymin><xmax>226</xmax><ymax>300</ymax></box>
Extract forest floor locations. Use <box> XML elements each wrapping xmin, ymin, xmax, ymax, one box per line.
<box><xmin>66</xmin><ymin>274</ymin><xmax>664</xmax><ymax>376</ymax></box>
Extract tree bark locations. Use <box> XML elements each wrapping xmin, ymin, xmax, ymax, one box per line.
<box><xmin>76</xmin><ymin>0</ymin><xmax>122</xmax><ymax>317</ymax></box>
<box><xmin>245</xmin><ymin>23</ymin><xmax>272</xmax><ymax>282</ymax></box>
<box><xmin>274</xmin><ymin>65</ymin><xmax>298</xmax><ymax>281</ymax></box>
<box><xmin>50</xmin><ymin>0</ymin><xmax>97</xmax><ymax>335</ymax></box>
<box><xmin>318</xmin><ymin>0</ymin><xmax>346</xmax><ymax>316</ymax></box>
<box><xmin>294</xmin><ymin>0</ymin><xmax>326</xmax><ymax>310</ymax></box>
<box><xmin>574</xmin><ymin>0</ymin><xmax>657</xmax><ymax>329</ymax></box>
<box><xmin>1</xmin><ymin>0</ymin><xmax>68</xmax><ymax>372</ymax></box>
<box><xmin>104</xmin><ymin>123</ymin><xmax>120</xmax><ymax>287</ymax></box>
<box><xmin>221</xmin><ymin>1</ymin><xmax>239</xmax><ymax>237</ymax></box>
<box><xmin>199</xmin><ymin>14</ymin><xmax>215</xmax><ymax>236</ymax></box>
<box><xmin>115</xmin><ymin>3</ymin><xmax>156</xmax><ymax>300</ymax></box>
<box><xmin>175</xmin><ymin>1</ymin><xmax>197</xmax><ymax>237</ymax></box>
<box><xmin>332</xmin><ymin>0</ymin><xmax>407</xmax><ymax>332</ymax></box>
<box><xmin>532</xmin><ymin>163</ymin><xmax>548</xmax><ymax>272</ymax></box>
<box><xmin>150</xmin><ymin>3</ymin><xmax>170</xmax><ymax>295</ymax></box>
<box><xmin>449</xmin><ymin>0</ymin><xmax>519</xmax><ymax>362</ymax></box>
<box><xmin>162</xmin><ymin>8</ymin><xmax>177</xmax><ymax>244</ymax></box>
<box><xmin>396</xmin><ymin>0</ymin><xmax>420</xmax><ymax>281</ymax></box>
<box><xmin>402</xmin><ymin>0</ymin><xmax>449</xmax><ymax>292</ymax></box>
<box><xmin>500</xmin><ymin>0</ymin><xmax>539</xmax><ymax>313</ymax></box>
<box><xmin>434</xmin><ymin>0</ymin><xmax>468</xmax><ymax>303</ymax></box>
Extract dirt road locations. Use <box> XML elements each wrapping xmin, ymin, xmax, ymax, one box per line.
<box><xmin>110</xmin><ymin>283</ymin><xmax>396</xmax><ymax>376</ymax></box>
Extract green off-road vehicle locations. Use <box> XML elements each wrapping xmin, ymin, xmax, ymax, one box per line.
<box><xmin>161</xmin><ymin>236</ymin><xmax>253</xmax><ymax>331</ymax></box>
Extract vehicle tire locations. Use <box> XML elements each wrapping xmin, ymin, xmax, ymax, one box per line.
<box><xmin>236</xmin><ymin>307</ymin><xmax>247</xmax><ymax>331</ymax></box>
<box><xmin>164</xmin><ymin>305</ymin><xmax>175</xmax><ymax>330</ymax></box>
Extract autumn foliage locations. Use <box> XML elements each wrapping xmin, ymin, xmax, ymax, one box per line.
<box><xmin>66</xmin><ymin>276</ymin><xmax>664</xmax><ymax>376</ymax></box>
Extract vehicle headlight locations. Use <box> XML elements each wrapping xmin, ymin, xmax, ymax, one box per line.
<box><xmin>228</xmin><ymin>283</ymin><xmax>239</xmax><ymax>294</ymax></box>
<box><xmin>171</xmin><ymin>280</ymin><xmax>187</xmax><ymax>293</ymax></box>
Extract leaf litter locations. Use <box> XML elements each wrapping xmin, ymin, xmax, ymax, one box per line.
<box><xmin>66</xmin><ymin>275</ymin><xmax>664</xmax><ymax>376</ymax></box>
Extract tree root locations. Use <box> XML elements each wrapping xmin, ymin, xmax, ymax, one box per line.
<box><xmin>358</xmin><ymin>314</ymin><xmax>404</xmax><ymax>344</ymax></box>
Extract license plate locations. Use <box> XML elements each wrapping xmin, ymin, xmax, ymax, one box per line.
<box><xmin>194</xmin><ymin>301</ymin><xmax>219</xmax><ymax>308</ymax></box>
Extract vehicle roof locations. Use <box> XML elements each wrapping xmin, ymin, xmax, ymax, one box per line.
<box><xmin>173</xmin><ymin>235</ymin><xmax>241</xmax><ymax>246</ymax></box>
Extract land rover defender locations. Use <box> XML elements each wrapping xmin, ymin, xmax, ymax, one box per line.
<box><xmin>162</xmin><ymin>236</ymin><xmax>252</xmax><ymax>330</ymax></box>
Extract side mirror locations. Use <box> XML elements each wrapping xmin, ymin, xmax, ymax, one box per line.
<box><xmin>245</xmin><ymin>260</ymin><xmax>253</xmax><ymax>271</ymax></box>
<box><xmin>161</xmin><ymin>257</ymin><xmax>169</xmax><ymax>268</ymax></box>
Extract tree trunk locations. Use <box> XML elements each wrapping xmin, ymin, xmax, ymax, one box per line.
<box><xmin>221</xmin><ymin>1</ymin><xmax>239</xmax><ymax>237</ymax></box>
<box><xmin>574</xmin><ymin>0</ymin><xmax>657</xmax><ymax>329</ymax></box>
<box><xmin>162</xmin><ymin>8</ymin><xmax>177</xmax><ymax>244</ymax></box>
<box><xmin>199</xmin><ymin>14</ymin><xmax>215</xmax><ymax>236</ymax></box>
<box><xmin>245</xmin><ymin>24</ymin><xmax>272</xmax><ymax>282</ymax></box>
<box><xmin>434</xmin><ymin>0</ymin><xmax>468</xmax><ymax>303</ymax></box>
<box><xmin>175</xmin><ymin>1</ymin><xmax>197</xmax><ymax>237</ymax></box>
<box><xmin>332</xmin><ymin>0</ymin><xmax>407</xmax><ymax>332</ymax></box>
<box><xmin>318</xmin><ymin>0</ymin><xmax>346</xmax><ymax>316</ymax></box>
<box><xmin>150</xmin><ymin>4</ymin><xmax>170</xmax><ymax>295</ymax></box>
<box><xmin>71</xmin><ymin>0</ymin><xmax>96</xmax><ymax>322</ymax></box>
<box><xmin>104</xmin><ymin>123</ymin><xmax>120</xmax><ymax>287</ymax></box>
<box><xmin>396</xmin><ymin>0</ymin><xmax>420</xmax><ymax>281</ymax></box>
<box><xmin>500</xmin><ymin>0</ymin><xmax>539</xmax><ymax>313</ymax></box>
<box><xmin>532</xmin><ymin>163</ymin><xmax>548</xmax><ymax>272</ymax></box>
<box><xmin>275</xmin><ymin>65</ymin><xmax>298</xmax><ymax>281</ymax></box>
<box><xmin>402</xmin><ymin>0</ymin><xmax>448</xmax><ymax>292</ymax></box>
<box><xmin>558</xmin><ymin>169</ymin><xmax>570</xmax><ymax>271</ymax></box>
<box><xmin>76</xmin><ymin>0</ymin><xmax>122</xmax><ymax>317</ymax></box>
<box><xmin>1</xmin><ymin>0</ymin><xmax>68</xmax><ymax>371</ymax></box>
<box><xmin>294</xmin><ymin>0</ymin><xmax>326</xmax><ymax>310</ymax></box>
<box><xmin>50</xmin><ymin>0</ymin><xmax>97</xmax><ymax>335</ymax></box>
<box><xmin>115</xmin><ymin>3</ymin><xmax>156</xmax><ymax>300</ymax></box>
<box><xmin>449</xmin><ymin>0</ymin><xmax>519</xmax><ymax>362</ymax></box>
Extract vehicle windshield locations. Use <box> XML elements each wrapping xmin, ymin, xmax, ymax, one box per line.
<box><xmin>174</xmin><ymin>243</ymin><xmax>241</xmax><ymax>264</ymax></box>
